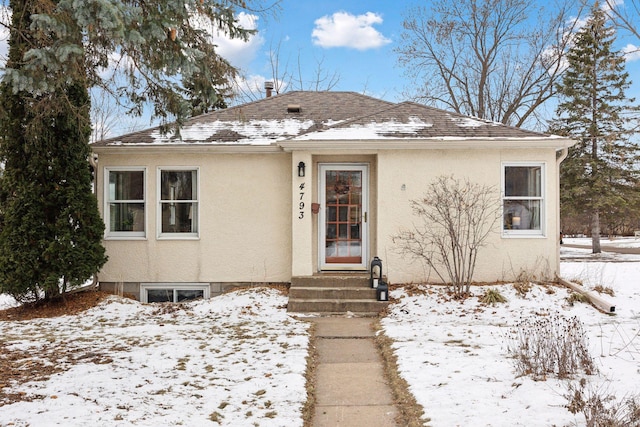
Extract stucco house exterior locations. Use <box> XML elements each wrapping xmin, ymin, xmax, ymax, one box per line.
<box><xmin>91</xmin><ymin>91</ymin><xmax>574</xmax><ymax>306</ymax></box>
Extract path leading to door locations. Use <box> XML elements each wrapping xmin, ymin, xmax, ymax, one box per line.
<box><xmin>309</xmin><ymin>317</ymin><xmax>398</xmax><ymax>427</ymax></box>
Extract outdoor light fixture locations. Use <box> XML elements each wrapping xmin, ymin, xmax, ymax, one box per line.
<box><xmin>376</xmin><ymin>280</ymin><xmax>389</xmax><ymax>302</ymax></box>
<box><xmin>297</xmin><ymin>161</ymin><xmax>306</xmax><ymax>177</ymax></box>
<box><xmin>370</xmin><ymin>256</ymin><xmax>382</xmax><ymax>289</ymax></box>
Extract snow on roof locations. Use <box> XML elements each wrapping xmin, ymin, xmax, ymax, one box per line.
<box><xmin>92</xmin><ymin>91</ymin><xmax>566</xmax><ymax>148</ymax></box>
<box><xmin>294</xmin><ymin>116</ymin><xmax>434</xmax><ymax>140</ymax></box>
<box><xmin>450</xmin><ymin>116</ymin><xmax>500</xmax><ymax>128</ymax></box>
<box><xmin>148</xmin><ymin>118</ymin><xmax>317</xmax><ymax>145</ymax></box>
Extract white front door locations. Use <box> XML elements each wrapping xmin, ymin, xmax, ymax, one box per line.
<box><xmin>319</xmin><ymin>164</ymin><xmax>369</xmax><ymax>270</ymax></box>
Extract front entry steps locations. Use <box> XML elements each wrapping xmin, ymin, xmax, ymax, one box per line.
<box><xmin>288</xmin><ymin>274</ymin><xmax>388</xmax><ymax>315</ymax></box>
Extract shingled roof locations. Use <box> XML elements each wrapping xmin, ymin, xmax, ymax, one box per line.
<box><xmin>92</xmin><ymin>91</ymin><xmax>559</xmax><ymax>147</ymax></box>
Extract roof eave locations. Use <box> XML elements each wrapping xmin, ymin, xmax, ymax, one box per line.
<box><xmin>91</xmin><ymin>143</ymin><xmax>283</xmax><ymax>155</ymax></box>
<box><xmin>278</xmin><ymin>138</ymin><xmax>577</xmax><ymax>151</ymax></box>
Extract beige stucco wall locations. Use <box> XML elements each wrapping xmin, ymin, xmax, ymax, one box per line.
<box><xmin>94</xmin><ymin>144</ymin><xmax>563</xmax><ymax>289</ymax></box>
<box><xmin>376</xmin><ymin>148</ymin><xmax>561</xmax><ymax>284</ymax></box>
<box><xmin>96</xmin><ymin>150</ymin><xmax>292</xmax><ymax>284</ymax></box>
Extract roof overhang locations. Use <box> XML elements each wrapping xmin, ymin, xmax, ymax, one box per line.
<box><xmin>91</xmin><ymin>137</ymin><xmax>576</xmax><ymax>154</ymax></box>
<box><xmin>277</xmin><ymin>137</ymin><xmax>577</xmax><ymax>152</ymax></box>
<box><xmin>90</xmin><ymin>143</ymin><xmax>283</xmax><ymax>155</ymax></box>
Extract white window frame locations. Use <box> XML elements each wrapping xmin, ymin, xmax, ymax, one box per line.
<box><xmin>502</xmin><ymin>162</ymin><xmax>546</xmax><ymax>238</ymax></box>
<box><xmin>104</xmin><ymin>167</ymin><xmax>147</xmax><ymax>240</ymax></box>
<box><xmin>157</xmin><ymin>167</ymin><xmax>200</xmax><ymax>239</ymax></box>
<box><xmin>140</xmin><ymin>283</ymin><xmax>210</xmax><ymax>303</ymax></box>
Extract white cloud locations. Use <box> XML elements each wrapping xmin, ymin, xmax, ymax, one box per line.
<box><xmin>207</xmin><ymin>12</ymin><xmax>265</xmax><ymax>70</ymax></box>
<box><xmin>312</xmin><ymin>11</ymin><xmax>391</xmax><ymax>50</ymax></box>
<box><xmin>622</xmin><ymin>43</ymin><xmax>640</xmax><ymax>62</ymax></box>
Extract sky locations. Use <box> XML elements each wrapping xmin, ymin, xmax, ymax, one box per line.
<box><xmin>0</xmin><ymin>1</ymin><xmax>639</xmax><ymax>136</ymax></box>
<box><xmin>223</xmin><ymin>0</ymin><xmax>405</xmax><ymax>101</ymax></box>
<box><xmin>222</xmin><ymin>0</ymin><xmax>640</xmax><ymax>101</ymax></box>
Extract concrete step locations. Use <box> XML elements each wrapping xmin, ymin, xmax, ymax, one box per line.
<box><xmin>288</xmin><ymin>298</ymin><xmax>388</xmax><ymax>314</ymax></box>
<box><xmin>289</xmin><ymin>286</ymin><xmax>377</xmax><ymax>300</ymax></box>
<box><xmin>291</xmin><ymin>275</ymin><xmax>372</xmax><ymax>288</ymax></box>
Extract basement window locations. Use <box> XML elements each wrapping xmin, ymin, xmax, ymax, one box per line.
<box><xmin>141</xmin><ymin>283</ymin><xmax>210</xmax><ymax>303</ymax></box>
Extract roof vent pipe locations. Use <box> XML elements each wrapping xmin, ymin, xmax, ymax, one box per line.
<box><xmin>264</xmin><ymin>81</ymin><xmax>274</xmax><ymax>98</ymax></box>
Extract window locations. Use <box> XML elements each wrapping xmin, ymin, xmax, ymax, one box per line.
<box><xmin>106</xmin><ymin>169</ymin><xmax>145</xmax><ymax>238</ymax></box>
<box><xmin>141</xmin><ymin>283</ymin><xmax>210</xmax><ymax>303</ymax></box>
<box><xmin>502</xmin><ymin>164</ymin><xmax>544</xmax><ymax>236</ymax></box>
<box><xmin>158</xmin><ymin>168</ymin><xmax>199</xmax><ymax>237</ymax></box>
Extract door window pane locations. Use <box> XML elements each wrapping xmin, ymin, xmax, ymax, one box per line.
<box><xmin>324</xmin><ymin>168</ymin><xmax>364</xmax><ymax>262</ymax></box>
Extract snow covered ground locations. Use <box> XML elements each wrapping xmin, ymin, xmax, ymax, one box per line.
<box><xmin>0</xmin><ymin>293</ymin><xmax>19</xmax><ymax>310</ymax></box>
<box><xmin>382</xmin><ymin>255</ymin><xmax>640</xmax><ymax>426</ymax></box>
<box><xmin>0</xmin><ymin>288</ymin><xmax>310</xmax><ymax>426</ymax></box>
<box><xmin>1</xmin><ymin>238</ymin><xmax>639</xmax><ymax>426</ymax></box>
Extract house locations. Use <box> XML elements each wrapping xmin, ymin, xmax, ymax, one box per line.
<box><xmin>91</xmin><ymin>91</ymin><xmax>574</xmax><ymax>309</ymax></box>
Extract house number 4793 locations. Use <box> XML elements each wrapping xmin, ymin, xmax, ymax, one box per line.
<box><xmin>298</xmin><ymin>183</ymin><xmax>305</xmax><ymax>219</ymax></box>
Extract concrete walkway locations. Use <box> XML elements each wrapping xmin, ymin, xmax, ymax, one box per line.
<box><xmin>309</xmin><ymin>317</ymin><xmax>398</xmax><ymax>427</ymax></box>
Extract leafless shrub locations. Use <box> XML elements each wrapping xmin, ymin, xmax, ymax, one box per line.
<box><xmin>565</xmin><ymin>377</ymin><xmax>640</xmax><ymax>427</ymax></box>
<box><xmin>506</xmin><ymin>315</ymin><xmax>596</xmax><ymax>380</ymax></box>
<box><xmin>393</xmin><ymin>175</ymin><xmax>500</xmax><ymax>297</ymax></box>
<box><xmin>513</xmin><ymin>281</ymin><xmax>533</xmax><ymax>297</ymax></box>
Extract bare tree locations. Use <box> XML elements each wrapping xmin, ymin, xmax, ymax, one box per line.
<box><xmin>295</xmin><ymin>53</ymin><xmax>340</xmax><ymax>92</ymax></box>
<box><xmin>393</xmin><ymin>176</ymin><xmax>501</xmax><ymax>297</ymax></box>
<box><xmin>396</xmin><ymin>0</ymin><xmax>585</xmax><ymax>128</ymax></box>
<box><xmin>233</xmin><ymin>38</ymin><xmax>341</xmax><ymax>103</ymax></box>
<box><xmin>91</xmin><ymin>89</ymin><xmax>122</xmax><ymax>143</ymax></box>
<box><xmin>605</xmin><ymin>0</ymin><xmax>640</xmax><ymax>42</ymax></box>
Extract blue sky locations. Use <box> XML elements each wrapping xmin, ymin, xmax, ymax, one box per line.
<box><xmin>231</xmin><ymin>0</ymin><xmax>407</xmax><ymax>101</ymax></box>
<box><xmin>219</xmin><ymin>0</ymin><xmax>640</xmax><ymax>105</ymax></box>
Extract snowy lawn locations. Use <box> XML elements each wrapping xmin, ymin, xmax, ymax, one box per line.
<box><xmin>382</xmin><ymin>259</ymin><xmax>640</xmax><ymax>426</ymax></box>
<box><xmin>0</xmin><ymin>288</ymin><xmax>310</xmax><ymax>426</ymax></box>
<box><xmin>0</xmin><ymin>293</ymin><xmax>19</xmax><ymax>310</ymax></box>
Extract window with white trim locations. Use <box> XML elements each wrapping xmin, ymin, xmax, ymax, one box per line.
<box><xmin>106</xmin><ymin>168</ymin><xmax>145</xmax><ymax>238</ymax></box>
<box><xmin>141</xmin><ymin>283</ymin><xmax>210</xmax><ymax>303</ymax></box>
<box><xmin>502</xmin><ymin>164</ymin><xmax>544</xmax><ymax>235</ymax></box>
<box><xmin>158</xmin><ymin>168</ymin><xmax>199</xmax><ymax>237</ymax></box>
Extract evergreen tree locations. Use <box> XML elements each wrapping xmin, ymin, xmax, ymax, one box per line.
<box><xmin>0</xmin><ymin>0</ymin><xmax>107</xmax><ymax>301</ymax></box>
<box><xmin>550</xmin><ymin>3</ymin><xmax>640</xmax><ymax>253</ymax></box>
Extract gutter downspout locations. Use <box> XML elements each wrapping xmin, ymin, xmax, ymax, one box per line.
<box><xmin>88</xmin><ymin>152</ymin><xmax>100</xmax><ymax>289</ymax></box>
<box><xmin>556</xmin><ymin>147</ymin><xmax>568</xmax><ymax>283</ymax></box>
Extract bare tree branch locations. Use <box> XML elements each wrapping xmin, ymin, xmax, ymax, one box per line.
<box><xmin>605</xmin><ymin>0</ymin><xmax>640</xmax><ymax>42</ymax></box>
<box><xmin>396</xmin><ymin>0</ymin><xmax>586</xmax><ymax>128</ymax></box>
<box><xmin>393</xmin><ymin>175</ymin><xmax>501</xmax><ymax>296</ymax></box>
